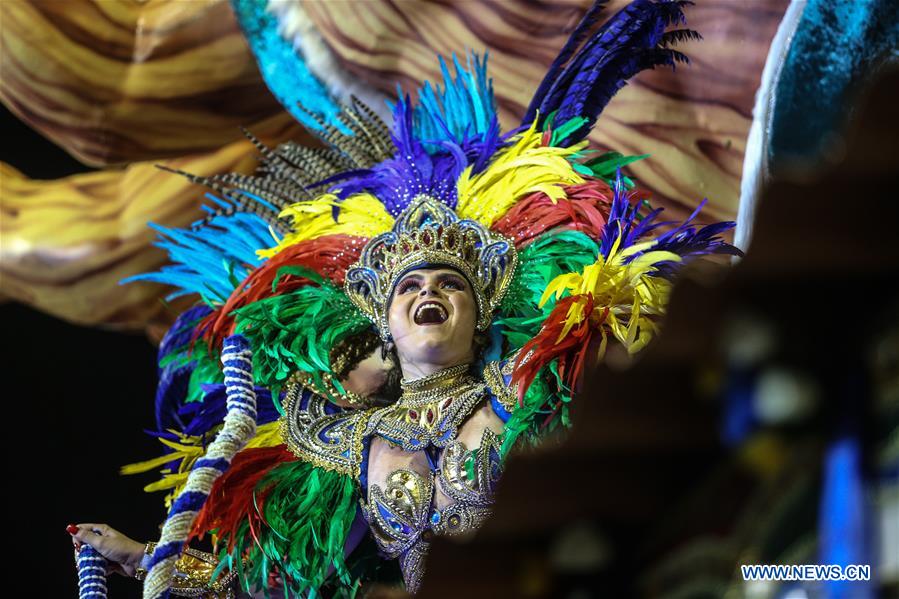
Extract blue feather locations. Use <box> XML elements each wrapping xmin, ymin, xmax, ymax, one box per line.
<box><xmin>413</xmin><ymin>53</ymin><xmax>497</xmax><ymax>148</ymax></box>
<box><xmin>176</xmin><ymin>384</ymin><xmax>279</xmax><ymax>438</ymax></box>
<box><xmin>230</xmin><ymin>0</ymin><xmax>345</xmax><ymax>131</ymax></box>
<box><xmin>122</xmin><ymin>195</ymin><xmax>274</xmax><ymax>305</ymax></box>
<box><xmin>154</xmin><ymin>305</ymin><xmax>214</xmax><ymax>433</ymax></box>
<box><xmin>319</xmin><ymin>53</ymin><xmax>509</xmax><ymax>214</ymax></box>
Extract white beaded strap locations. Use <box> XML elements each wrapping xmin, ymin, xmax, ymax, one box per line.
<box><xmin>76</xmin><ymin>545</ymin><xmax>108</xmax><ymax>598</ymax></box>
<box><xmin>142</xmin><ymin>335</ymin><xmax>257</xmax><ymax>599</ymax></box>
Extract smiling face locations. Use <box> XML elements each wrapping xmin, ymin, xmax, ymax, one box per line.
<box><xmin>386</xmin><ymin>267</ymin><xmax>478</xmax><ymax>376</ymax></box>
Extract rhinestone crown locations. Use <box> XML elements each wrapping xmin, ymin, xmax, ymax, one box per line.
<box><xmin>345</xmin><ymin>196</ymin><xmax>517</xmax><ymax>339</ymax></box>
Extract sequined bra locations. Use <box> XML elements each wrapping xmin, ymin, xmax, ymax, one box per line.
<box><xmin>361</xmin><ymin>428</ymin><xmax>504</xmax><ymax>592</ymax></box>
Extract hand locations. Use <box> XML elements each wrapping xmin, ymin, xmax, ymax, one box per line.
<box><xmin>68</xmin><ymin>523</ymin><xmax>146</xmax><ymax>577</ymax></box>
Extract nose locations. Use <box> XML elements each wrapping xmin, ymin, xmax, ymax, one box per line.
<box><xmin>418</xmin><ymin>282</ymin><xmax>441</xmax><ymax>297</ymax></box>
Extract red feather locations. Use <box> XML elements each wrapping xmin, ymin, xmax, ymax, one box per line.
<box><xmin>512</xmin><ymin>294</ymin><xmax>607</xmax><ymax>402</ymax></box>
<box><xmin>199</xmin><ymin>235</ymin><xmax>366</xmax><ymax>351</ymax></box>
<box><xmin>190</xmin><ymin>445</ymin><xmax>297</xmax><ymax>549</ymax></box>
<box><xmin>491</xmin><ymin>179</ymin><xmax>615</xmax><ymax>247</ymax></box>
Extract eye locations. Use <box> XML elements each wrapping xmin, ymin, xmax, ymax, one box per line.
<box><xmin>396</xmin><ymin>279</ymin><xmax>421</xmax><ymax>294</ymax></box>
<box><xmin>440</xmin><ymin>277</ymin><xmax>465</xmax><ymax>291</ymax></box>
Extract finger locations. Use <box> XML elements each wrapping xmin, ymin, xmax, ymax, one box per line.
<box><xmin>71</xmin><ymin>523</ymin><xmax>112</xmax><ymax>550</ymax></box>
<box><xmin>72</xmin><ymin>523</ymin><xmax>111</xmax><ymax>540</ymax></box>
<box><xmin>77</xmin><ymin>523</ymin><xmax>112</xmax><ymax>537</ymax></box>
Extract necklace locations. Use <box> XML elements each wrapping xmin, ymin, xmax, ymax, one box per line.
<box><xmin>372</xmin><ymin>365</ymin><xmax>486</xmax><ymax>451</ymax></box>
<box><xmin>401</xmin><ymin>362</ymin><xmax>471</xmax><ymax>392</ymax></box>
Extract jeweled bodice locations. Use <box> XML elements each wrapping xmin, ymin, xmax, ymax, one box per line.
<box><xmin>282</xmin><ymin>361</ymin><xmax>519</xmax><ymax>593</ymax></box>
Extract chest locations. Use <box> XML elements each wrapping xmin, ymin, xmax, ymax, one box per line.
<box><xmin>364</xmin><ymin>401</ymin><xmax>505</xmax><ymax>537</ymax></box>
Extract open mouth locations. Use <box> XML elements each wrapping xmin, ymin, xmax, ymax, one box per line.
<box><xmin>413</xmin><ymin>301</ymin><xmax>448</xmax><ymax>325</ymax></box>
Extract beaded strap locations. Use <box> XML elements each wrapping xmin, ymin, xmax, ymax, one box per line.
<box><xmin>76</xmin><ymin>545</ymin><xmax>107</xmax><ymax>599</ymax></box>
<box><xmin>142</xmin><ymin>335</ymin><xmax>257</xmax><ymax>599</ymax></box>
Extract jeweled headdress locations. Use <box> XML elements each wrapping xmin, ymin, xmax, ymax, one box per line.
<box><xmin>345</xmin><ymin>196</ymin><xmax>517</xmax><ymax>338</ymax></box>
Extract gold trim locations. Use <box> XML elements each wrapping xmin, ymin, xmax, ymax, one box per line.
<box><xmin>137</xmin><ymin>542</ymin><xmax>237</xmax><ymax>597</ymax></box>
<box><xmin>345</xmin><ymin>196</ymin><xmax>518</xmax><ymax>340</ymax></box>
<box><xmin>291</xmin><ymin>369</ymin><xmax>368</xmax><ymax>408</ymax></box>
<box><xmin>484</xmin><ymin>359</ymin><xmax>519</xmax><ymax>413</ymax></box>
<box><xmin>280</xmin><ymin>374</ymin><xmax>373</xmax><ymax>480</ymax></box>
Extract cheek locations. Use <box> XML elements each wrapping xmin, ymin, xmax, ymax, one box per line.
<box><xmin>453</xmin><ymin>293</ymin><xmax>478</xmax><ymax>330</ymax></box>
<box><xmin>387</xmin><ymin>297</ymin><xmax>411</xmax><ymax>335</ymax></box>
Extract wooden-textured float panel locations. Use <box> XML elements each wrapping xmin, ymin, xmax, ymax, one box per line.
<box><xmin>0</xmin><ymin>0</ymin><xmax>285</xmax><ymax>166</ymax></box>
<box><xmin>1</xmin><ymin>115</ymin><xmax>307</xmax><ymax>329</ymax></box>
<box><xmin>303</xmin><ymin>0</ymin><xmax>788</xmax><ymax>223</ymax></box>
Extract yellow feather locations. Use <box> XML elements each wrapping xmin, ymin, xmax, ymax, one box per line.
<box><xmin>618</xmin><ymin>239</ymin><xmax>660</xmax><ymax>260</ymax></box>
<box><xmin>259</xmin><ymin>192</ymin><xmax>394</xmax><ymax>258</ymax></box>
<box><xmin>539</xmin><ymin>272</ymin><xmax>582</xmax><ymax>307</ymax></box>
<box><xmin>122</xmin><ymin>421</ymin><xmax>284</xmax><ymax>508</ymax></box>
<box><xmin>245</xmin><ymin>421</ymin><xmax>283</xmax><ymax>448</ymax></box>
<box><xmin>558</xmin><ymin>296</ymin><xmax>588</xmax><ymax>343</ymax></box>
<box><xmin>540</xmin><ymin>236</ymin><xmax>675</xmax><ymax>356</ymax></box>
<box><xmin>120</xmin><ymin>452</ymin><xmax>186</xmax><ymax>475</ymax></box>
<box><xmin>143</xmin><ymin>473</ymin><xmax>188</xmax><ymax>494</ymax></box>
<box><xmin>455</xmin><ymin>122</ymin><xmax>585</xmax><ymax>225</ymax></box>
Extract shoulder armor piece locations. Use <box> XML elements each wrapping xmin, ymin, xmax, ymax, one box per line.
<box><xmin>281</xmin><ymin>375</ymin><xmax>373</xmax><ymax>479</ymax></box>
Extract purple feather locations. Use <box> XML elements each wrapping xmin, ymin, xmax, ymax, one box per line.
<box><xmin>524</xmin><ymin>0</ymin><xmax>611</xmax><ymax>125</ymax></box>
<box><xmin>524</xmin><ymin>0</ymin><xmax>697</xmax><ymax>146</ymax></box>
<box><xmin>598</xmin><ymin>171</ymin><xmax>740</xmax><ymax>277</ymax></box>
<box><xmin>327</xmin><ymin>93</ymin><xmax>486</xmax><ymax>214</ymax></box>
<box><xmin>154</xmin><ymin>305</ymin><xmax>213</xmax><ymax>432</ymax></box>
<box><xmin>176</xmin><ymin>384</ymin><xmax>278</xmax><ymax>438</ymax></box>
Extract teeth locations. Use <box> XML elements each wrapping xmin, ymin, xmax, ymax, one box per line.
<box><xmin>415</xmin><ymin>302</ymin><xmax>448</xmax><ymax>322</ymax></box>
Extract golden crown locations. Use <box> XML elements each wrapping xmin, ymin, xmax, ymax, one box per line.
<box><xmin>345</xmin><ymin>196</ymin><xmax>517</xmax><ymax>340</ymax></box>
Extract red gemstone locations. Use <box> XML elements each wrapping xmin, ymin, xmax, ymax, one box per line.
<box><xmin>426</xmin><ymin>409</ymin><xmax>435</xmax><ymax>423</ymax></box>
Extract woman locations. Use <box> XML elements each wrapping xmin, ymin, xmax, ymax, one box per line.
<box><xmin>69</xmin><ymin>1</ymin><xmax>738</xmax><ymax>596</ymax></box>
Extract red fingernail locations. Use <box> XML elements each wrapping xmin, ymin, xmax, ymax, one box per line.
<box><xmin>66</xmin><ymin>524</ymin><xmax>79</xmax><ymax>535</ymax></box>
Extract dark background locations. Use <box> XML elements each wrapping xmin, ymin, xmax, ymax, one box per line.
<box><xmin>3</xmin><ymin>104</ymin><xmax>164</xmax><ymax>597</ymax></box>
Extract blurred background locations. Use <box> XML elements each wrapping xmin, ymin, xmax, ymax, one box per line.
<box><xmin>1</xmin><ymin>0</ymin><xmax>896</xmax><ymax>597</ymax></box>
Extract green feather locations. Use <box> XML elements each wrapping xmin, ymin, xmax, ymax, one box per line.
<box><xmin>158</xmin><ymin>332</ymin><xmax>225</xmax><ymax>406</ymax></box>
<box><xmin>220</xmin><ymin>461</ymin><xmax>361</xmax><ymax>596</ymax></box>
<box><xmin>495</xmin><ymin>231</ymin><xmax>600</xmax><ymax>454</ymax></box>
<box><xmin>581</xmin><ymin>151</ymin><xmax>648</xmax><ymax>188</ymax></box>
<box><xmin>233</xmin><ymin>280</ymin><xmax>371</xmax><ymax>398</ymax></box>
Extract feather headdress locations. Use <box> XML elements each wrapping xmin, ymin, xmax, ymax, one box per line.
<box><xmin>125</xmin><ymin>1</ymin><xmax>738</xmax><ymax>595</ymax></box>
